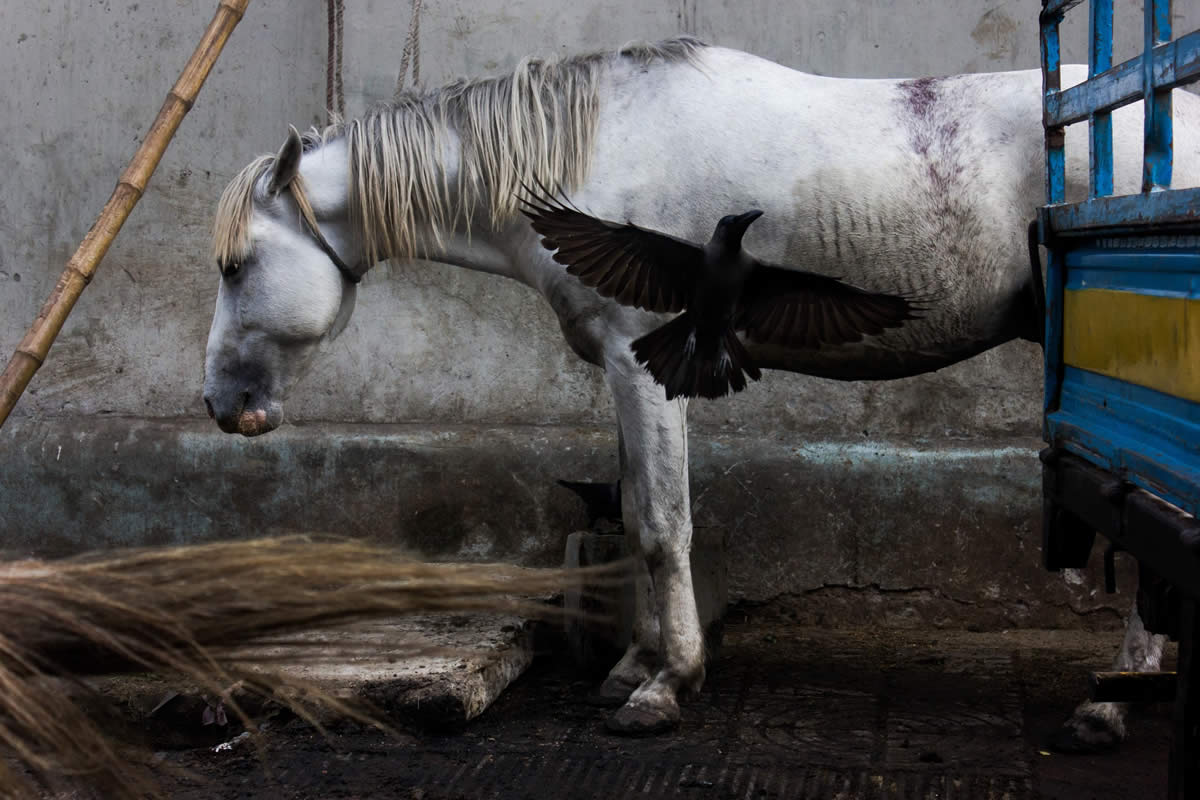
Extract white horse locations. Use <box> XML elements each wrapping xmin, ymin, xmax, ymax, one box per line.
<box><xmin>202</xmin><ymin>37</ymin><xmax>1200</xmax><ymax>743</ymax></box>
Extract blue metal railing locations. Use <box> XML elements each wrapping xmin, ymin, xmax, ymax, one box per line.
<box><xmin>1037</xmin><ymin>11</ymin><xmax>1200</xmax><ymax>796</ymax></box>
<box><xmin>1038</xmin><ymin>0</ymin><xmax>1200</xmax><ymax>421</ymax></box>
<box><xmin>1039</xmin><ymin>0</ymin><xmax>1200</xmax><ymax>229</ymax></box>
<box><xmin>1089</xmin><ymin>0</ymin><xmax>1112</xmax><ymax>199</ymax></box>
<box><xmin>1143</xmin><ymin>0</ymin><xmax>1173</xmax><ymax>192</ymax></box>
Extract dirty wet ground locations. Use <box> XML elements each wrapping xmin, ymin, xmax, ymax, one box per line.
<box><xmin>142</xmin><ymin>614</ymin><xmax>1173</xmax><ymax>799</ymax></box>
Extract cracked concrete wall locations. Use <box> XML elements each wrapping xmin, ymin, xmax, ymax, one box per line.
<box><xmin>4</xmin><ymin>0</ymin><xmax>1197</xmax><ymax>433</ymax></box>
<box><xmin>2</xmin><ymin>1</ymin><xmax>1194</xmax><ymax>624</ymax></box>
<box><xmin>0</xmin><ymin>418</ymin><xmax>1135</xmax><ymax>629</ymax></box>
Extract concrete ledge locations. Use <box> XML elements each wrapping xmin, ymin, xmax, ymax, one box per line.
<box><xmin>0</xmin><ymin>417</ymin><xmax>1131</xmax><ymax>629</ymax></box>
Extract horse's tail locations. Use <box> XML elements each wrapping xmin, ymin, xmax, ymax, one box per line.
<box><xmin>631</xmin><ymin>314</ymin><xmax>762</xmax><ymax>400</ymax></box>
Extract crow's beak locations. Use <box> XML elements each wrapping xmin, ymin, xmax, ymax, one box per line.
<box><xmin>729</xmin><ymin>209</ymin><xmax>764</xmax><ymax>238</ymax></box>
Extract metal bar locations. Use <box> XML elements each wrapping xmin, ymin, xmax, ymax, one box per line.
<box><xmin>1044</xmin><ymin>185</ymin><xmax>1200</xmax><ymax>235</ymax></box>
<box><xmin>1089</xmin><ymin>0</ymin><xmax>1114</xmax><ymax>198</ymax></box>
<box><xmin>1042</xmin><ymin>2</ymin><xmax>1066</xmax><ymax>205</ymax></box>
<box><xmin>1169</xmin><ymin>599</ymin><xmax>1199</xmax><ymax>800</ymax></box>
<box><xmin>1143</xmin><ymin>0</ymin><xmax>1173</xmax><ymax>191</ymax></box>
<box><xmin>1040</xmin><ymin>212</ymin><xmax>1066</xmax><ymax>418</ymax></box>
<box><xmin>1044</xmin><ymin>28</ymin><xmax>1200</xmax><ymax>128</ymax></box>
<box><xmin>1041</xmin><ymin>0</ymin><xmax>1085</xmax><ymax>20</ymax></box>
<box><xmin>1043</xmin><ymin>454</ymin><xmax>1200</xmax><ymax>603</ymax></box>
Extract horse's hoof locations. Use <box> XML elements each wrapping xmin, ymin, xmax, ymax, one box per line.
<box><xmin>586</xmin><ymin>691</ymin><xmax>629</xmax><ymax>708</ymax></box>
<box><xmin>1046</xmin><ymin>714</ymin><xmax>1123</xmax><ymax>754</ymax></box>
<box><xmin>588</xmin><ymin>675</ymin><xmax>639</xmax><ymax>707</ymax></box>
<box><xmin>605</xmin><ymin>700</ymin><xmax>680</xmax><ymax>736</ymax></box>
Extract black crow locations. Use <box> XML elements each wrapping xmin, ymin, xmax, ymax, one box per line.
<box><xmin>521</xmin><ymin>190</ymin><xmax>923</xmax><ymax>400</ymax></box>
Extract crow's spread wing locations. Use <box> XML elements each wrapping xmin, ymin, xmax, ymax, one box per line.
<box><xmin>520</xmin><ymin>187</ymin><xmax>703</xmax><ymax>313</ymax></box>
<box><xmin>737</xmin><ymin>265</ymin><xmax>923</xmax><ymax>349</ymax></box>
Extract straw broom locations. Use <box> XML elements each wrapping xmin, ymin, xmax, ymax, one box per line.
<box><xmin>0</xmin><ymin>0</ymin><xmax>252</xmax><ymax>429</ymax></box>
<box><xmin>0</xmin><ymin>536</ymin><xmax>620</xmax><ymax>799</ymax></box>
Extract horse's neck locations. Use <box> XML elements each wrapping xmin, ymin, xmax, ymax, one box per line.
<box><xmin>419</xmin><ymin>228</ymin><xmax>520</xmax><ymax>278</ymax></box>
<box><xmin>298</xmin><ymin>139</ymin><xmax>362</xmax><ymax>269</ymax></box>
<box><xmin>304</xmin><ymin>131</ymin><xmax>520</xmax><ymax>281</ymax></box>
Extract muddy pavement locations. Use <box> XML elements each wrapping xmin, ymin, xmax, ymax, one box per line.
<box><xmin>154</xmin><ymin>614</ymin><xmax>1172</xmax><ymax>799</ymax></box>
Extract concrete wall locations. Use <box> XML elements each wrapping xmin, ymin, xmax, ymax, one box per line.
<box><xmin>2</xmin><ymin>1</ymin><xmax>1196</xmax><ymax>625</ymax></box>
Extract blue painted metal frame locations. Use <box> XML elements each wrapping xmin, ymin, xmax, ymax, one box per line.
<box><xmin>1045</xmin><ymin>186</ymin><xmax>1200</xmax><ymax>234</ymax></box>
<box><xmin>1063</xmin><ymin>245</ymin><xmax>1200</xmax><ymax>295</ymax></box>
<box><xmin>1143</xmin><ymin>0</ymin><xmax>1173</xmax><ymax>191</ymax></box>
<box><xmin>1041</xmin><ymin>4</ymin><xmax>1066</xmax><ymax>205</ymax></box>
<box><xmin>1089</xmin><ymin>0</ymin><xmax>1113</xmax><ymax>199</ymax></box>
<box><xmin>1045</xmin><ymin>246</ymin><xmax>1200</xmax><ymax>516</ymax></box>
<box><xmin>1039</xmin><ymin>0</ymin><xmax>1200</xmax><ymax>514</ymax></box>
<box><xmin>1052</xmin><ymin>367</ymin><xmax>1200</xmax><ymax>514</ymax></box>
<box><xmin>1039</xmin><ymin>11</ymin><xmax>1200</xmax><ymax>793</ymax></box>
<box><xmin>1040</xmin><ymin>0</ymin><xmax>1200</xmax><ymax>209</ymax></box>
<box><xmin>1044</xmin><ymin>28</ymin><xmax>1200</xmax><ymax>128</ymax></box>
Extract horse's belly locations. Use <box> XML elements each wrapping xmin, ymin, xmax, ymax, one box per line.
<box><xmin>567</xmin><ymin>50</ymin><xmax>1200</xmax><ymax>382</ymax></box>
<box><xmin>745</xmin><ymin>332</ymin><xmax>1007</xmax><ymax>381</ymax></box>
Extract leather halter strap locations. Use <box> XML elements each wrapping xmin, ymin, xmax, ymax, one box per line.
<box><xmin>299</xmin><ymin>213</ymin><xmax>364</xmax><ymax>284</ymax></box>
<box><xmin>286</xmin><ymin>179</ymin><xmax>364</xmax><ymax>284</ymax></box>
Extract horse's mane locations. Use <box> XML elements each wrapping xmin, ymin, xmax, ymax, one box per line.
<box><xmin>212</xmin><ymin>37</ymin><xmax>707</xmax><ymax>267</ymax></box>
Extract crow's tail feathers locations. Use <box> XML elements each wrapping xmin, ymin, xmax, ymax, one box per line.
<box><xmin>631</xmin><ymin>315</ymin><xmax>762</xmax><ymax>400</ymax></box>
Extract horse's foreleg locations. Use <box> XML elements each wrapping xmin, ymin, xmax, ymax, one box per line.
<box><xmin>602</xmin><ymin>355</ymin><xmax>705</xmax><ymax>735</ymax></box>
<box><xmin>593</xmin><ymin>428</ymin><xmax>661</xmax><ymax>705</ymax></box>
<box><xmin>1050</xmin><ymin>598</ymin><xmax>1166</xmax><ymax>752</ymax></box>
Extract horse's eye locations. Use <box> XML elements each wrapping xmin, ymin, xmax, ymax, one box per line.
<box><xmin>222</xmin><ymin>261</ymin><xmax>241</xmax><ymax>278</ymax></box>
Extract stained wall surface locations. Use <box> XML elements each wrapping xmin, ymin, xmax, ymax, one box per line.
<box><xmin>2</xmin><ymin>1</ymin><xmax>1195</xmax><ymax>622</ymax></box>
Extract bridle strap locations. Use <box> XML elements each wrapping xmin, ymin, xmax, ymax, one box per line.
<box><xmin>287</xmin><ymin>179</ymin><xmax>365</xmax><ymax>284</ymax></box>
<box><xmin>301</xmin><ymin>214</ymin><xmax>363</xmax><ymax>284</ymax></box>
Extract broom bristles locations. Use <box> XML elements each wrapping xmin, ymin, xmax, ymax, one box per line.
<box><xmin>0</xmin><ymin>535</ymin><xmax>625</xmax><ymax>799</ymax></box>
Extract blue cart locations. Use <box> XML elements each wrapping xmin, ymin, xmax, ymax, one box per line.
<box><xmin>1037</xmin><ymin>1</ymin><xmax>1200</xmax><ymax>796</ymax></box>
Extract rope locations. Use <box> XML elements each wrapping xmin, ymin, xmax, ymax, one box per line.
<box><xmin>327</xmin><ymin>0</ymin><xmax>423</xmax><ymax>122</ymax></box>
<box><xmin>395</xmin><ymin>0</ymin><xmax>423</xmax><ymax>95</ymax></box>
<box><xmin>325</xmin><ymin>0</ymin><xmax>345</xmax><ymax>124</ymax></box>
<box><xmin>335</xmin><ymin>0</ymin><xmax>344</xmax><ymax>114</ymax></box>
<box><xmin>325</xmin><ymin>0</ymin><xmax>334</xmax><ymax>115</ymax></box>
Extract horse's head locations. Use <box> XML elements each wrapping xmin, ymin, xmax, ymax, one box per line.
<box><xmin>203</xmin><ymin>127</ymin><xmax>360</xmax><ymax>436</ymax></box>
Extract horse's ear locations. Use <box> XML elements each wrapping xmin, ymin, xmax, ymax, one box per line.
<box><xmin>267</xmin><ymin>125</ymin><xmax>304</xmax><ymax>195</ymax></box>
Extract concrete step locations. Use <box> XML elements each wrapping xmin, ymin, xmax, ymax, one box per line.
<box><xmin>1</xmin><ymin>417</ymin><xmax>1131</xmax><ymax>630</ymax></box>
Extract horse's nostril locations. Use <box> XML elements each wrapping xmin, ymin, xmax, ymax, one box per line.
<box><xmin>204</xmin><ymin>397</ymin><xmax>215</xmax><ymax>419</ymax></box>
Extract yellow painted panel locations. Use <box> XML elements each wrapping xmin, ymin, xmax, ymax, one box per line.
<box><xmin>1064</xmin><ymin>288</ymin><xmax>1200</xmax><ymax>403</ymax></box>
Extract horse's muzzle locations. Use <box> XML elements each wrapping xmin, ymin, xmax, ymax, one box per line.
<box><xmin>202</xmin><ymin>386</ymin><xmax>281</xmax><ymax>437</ymax></box>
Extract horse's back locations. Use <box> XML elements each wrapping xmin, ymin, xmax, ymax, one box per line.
<box><xmin>573</xmin><ymin>46</ymin><xmax>1200</xmax><ymax>378</ymax></box>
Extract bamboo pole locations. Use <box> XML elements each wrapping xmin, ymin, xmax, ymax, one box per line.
<box><xmin>0</xmin><ymin>0</ymin><xmax>251</xmax><ymax>429</ymax></box>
